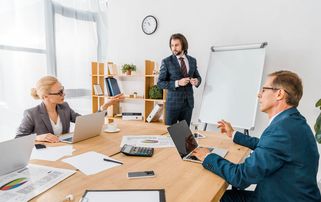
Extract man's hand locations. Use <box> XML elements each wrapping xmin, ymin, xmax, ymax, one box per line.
<box><xmin>192</xmin><ymin>147</ymin><xmax>211</xmax><ymax>162</ymax></box>
<box><xmin>190</xmin><ymin>78</ymin><xmax>199</xmax><ymax>86</ymax></box>
<box><xmin>178</xmin><ymin>78</ymin><xmax>191</xmax><ymax>86</ymax></box>
<box><xmin>36</xmin><ymin>133</ymin><xmax>59</xmax><ymax>143</ymax></box>
<box><xmin>217</xmin><ymin>120</ymin><xmax>234</xmax><ymax>138</ymax></box>
<box><xmin>101</xmin><ymin>93</ymin><xmax>125</xmax><ymax>111</ymax></box>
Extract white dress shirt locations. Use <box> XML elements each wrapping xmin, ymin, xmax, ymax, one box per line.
<box><xmin>50</xmin><ymin>115</ymin><xmax>63</xmax><ymax>135</ymax></box>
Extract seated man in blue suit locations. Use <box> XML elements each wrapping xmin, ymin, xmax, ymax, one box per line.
<box><xmin>157</xmin><ymin>33</ymin><xmax>201</xmax><ymax>126</ymax></box>
<box><xmin>193</xmin><ymin>70</ymin><xmax>321</xmax><ymax>202</ymax></box>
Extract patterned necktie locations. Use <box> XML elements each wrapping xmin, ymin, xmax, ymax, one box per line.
<box><xmin>179</xmin><ymin>57</ymin><xmax>188</xmax><ymax>77</ymax></box>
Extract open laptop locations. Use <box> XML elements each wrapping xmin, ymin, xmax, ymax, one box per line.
<box><xmin>0</xmin><ymin>134</ymin><xmax>36</xmax><ymax>176</ymax></box>
<box><xmin>59</xmin><ymin>111</ymin><xmax>105</xmax><ymax>144</ymax></box>
<box><xmin>167</xmin><ymin>120</ymin><xmax>228</xmax><ymax>163</ymax></box>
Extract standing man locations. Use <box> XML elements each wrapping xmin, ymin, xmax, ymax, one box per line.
<box><xmin>157</xmin><ymin>33</ymin><xmax>201</xmax><ymax>126</ymax></box>
<box><xmin>193</xmin><ymin>70</ymin><xmax>321</xmax><ymax>202</ymax></box>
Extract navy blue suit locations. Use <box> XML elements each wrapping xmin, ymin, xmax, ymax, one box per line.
<box><xmin>157</xmin><ymin>54</ymin><xmax>201</xmax><ymax>126</ymax></box>
<box><xmin>203</xmin><ymin>108</ymin><xmax>321</xmax><ymax>202</ymax></box>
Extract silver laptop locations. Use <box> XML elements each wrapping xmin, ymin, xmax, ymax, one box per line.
<box><xmin>59</xmin><ymin>111</ymin><xmax>105</xmax><ymax>144</ymax></box>
<box><xmin>0</xmin><ymin>134</ymin><xmax>36</xmax><ymax>176</ymax></box>
<box><xmin>167</xmin><ymin>120</ymin><xmax>228</xmax><ymax>163</ymax></box>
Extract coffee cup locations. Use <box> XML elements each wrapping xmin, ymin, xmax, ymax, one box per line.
<box><xmin>106</xmin><ymin>123</ymin><xmax>118</xmax><ymax>131</ymax></box>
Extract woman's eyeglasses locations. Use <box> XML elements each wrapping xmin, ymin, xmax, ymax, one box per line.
<box><xmin>49</xmin><ymin>87</ymin><xmax>64</xmax><ymax>96</ymax></box>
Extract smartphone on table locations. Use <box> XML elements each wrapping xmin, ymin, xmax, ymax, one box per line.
<box><xmin>127</xmin><ymin>171</ymin><xmax>155</xmax><ymax>179</ymax></box>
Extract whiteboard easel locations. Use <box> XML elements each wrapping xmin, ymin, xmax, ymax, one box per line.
<box><xmin>199</xmin><ymin>42</ymin><xmax>267</xmax><ymax>132</ymax></box>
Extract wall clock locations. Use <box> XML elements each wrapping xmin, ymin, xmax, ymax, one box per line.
<box><xmin>142</xmin><ymin>15</ymin><xmax>158</xmax><ymax>35</ymax></box>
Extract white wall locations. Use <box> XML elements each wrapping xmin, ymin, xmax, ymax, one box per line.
<box><xmin>107</xmin><ymin>0</ymin><xmax>321</xmax><ymax>131</ymax></box>
<box><xmin>106</xmin><ymin>0</ymin><xmax>321</xmax><ymax>177</ymax></box>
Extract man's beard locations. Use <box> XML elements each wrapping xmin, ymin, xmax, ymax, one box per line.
<box><xmin>173</xmin><ymin>50</ymin><xmax>183</xmax><ymax>56</ymax></box>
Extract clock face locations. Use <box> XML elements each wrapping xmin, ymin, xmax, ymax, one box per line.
<box><xmin>142</xmin><ymin>15</ymin><xmax>158</xmax><ymax>35</ymax></box>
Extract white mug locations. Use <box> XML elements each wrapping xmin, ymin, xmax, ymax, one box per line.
<box><xmin>107</xmin><ymin>123</ymin><xmax>118</xmax><ymax>131</ymax></box>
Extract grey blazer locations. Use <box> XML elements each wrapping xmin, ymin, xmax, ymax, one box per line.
<box><xmin>16</xmin><ymin>102</ymin><xmax>81</xmax><ymax>138</ymax></box>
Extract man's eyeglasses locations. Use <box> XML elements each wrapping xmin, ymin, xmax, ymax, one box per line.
<box><xmin>49</xmin><ymin>87</ymin><xmax>64</xmax><ymax>96</ymax></box>
<box><xmin>261</xmin><ymin>87</ymin><xmax>289</xmax><ymax>94</ymax></box>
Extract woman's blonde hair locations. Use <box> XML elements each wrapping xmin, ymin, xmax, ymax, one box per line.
<box><xmin>31</xmin><ymin>76</ymin><xmax>59</xmax><ymax>100</ymax></box>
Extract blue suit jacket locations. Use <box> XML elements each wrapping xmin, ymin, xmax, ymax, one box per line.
<box><xmin>157</xmin><ymin>54</ymin><xmax>201</xmax><ymax>111</ymax></box>
<box><xmin>203</xmin><ymin>108</ymin><xmax>321</xmax><ymax>202</ymax></box>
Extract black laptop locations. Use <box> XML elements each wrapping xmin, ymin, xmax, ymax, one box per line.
<box><xmin>167</xmin><ymin>120</ymin><xmax>228</xmax><ymax>163</ymax></box>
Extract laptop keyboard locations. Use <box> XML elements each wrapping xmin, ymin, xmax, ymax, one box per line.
<box><xmin>63</xmin><ymin>137</ymin><xmax>73</xmax><ymax>142</ymax></box>
<box><xmin>189</xmin><ymin>155</ymin><xmax>199</xmax><ymax>161</ymax></box>
<box><xmin>59</xmin><ymin>133</ymin><xmax>73</xmax><ymax>142</ymax></box>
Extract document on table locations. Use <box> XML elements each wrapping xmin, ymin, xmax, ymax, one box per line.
<box><xmin>30</xmin><ymin>145</ymin><xmax>75</xmax><ymax>161</ymax></box>
<box><xmin>81</xmin><ymin>189</ymin><xmax>166</xmax><ymax>202</ymax></box>
<box><xmin>62</xmin><ymin>151</ymin><xmax>122</xmax><ymax>175</ymax></box>
<box><xmin>0</xmin><ymin>164</ymin><xmax>75</xmax><ymax>202</ymax></box>
<box><xmin>120</xmin><ymin>135</ymin><xmax>175</xmax><ymax>148</ymax></box>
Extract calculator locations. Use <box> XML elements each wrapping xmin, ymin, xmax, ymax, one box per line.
<box><xmin>120</xmin><ymin>144</ymin><xmax>154</xmax><ymax>157</ymax></box>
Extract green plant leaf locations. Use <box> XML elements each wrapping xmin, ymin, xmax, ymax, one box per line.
<box><xmin>316</xmin><ymin>98</ymin><xmax>321</xmax><ymax>108</ymax></box>
<box><xmin>315</xmin><ymin>132</ymin><xmax>321</xmax><ymax>144</ymax></box>
<box><xmin>315</xmin><ymin>113</ymin><xmax>321</xmax><ymax>133</ymax></box>
<box><xmin>149</xmin><ymin>85</ymin><xmax>163</xmax><ymax>99</ymax></box>
<box><xmin>121</xmin><ymin>64</ymin><xmax>136</xmax><ymax>73</ymax></box>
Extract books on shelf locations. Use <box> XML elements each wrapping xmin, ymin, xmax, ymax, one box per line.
<box><xmin>122</xmin><ymin>112</ymin><xmax>143</xmax><ymax>121</ymax></box>
<box><xmin>146</xmin><ymin>104</ymin><xmax>163</xmax><ymax>123</ymax></box>
<box><xmin>93</xmin><ymin>84</ymin><xmax>103</xmax><ymax>96</ymax></box>
<box><xmin>105</xmin><ymin>77</ymin><xmax>121</xmax><ymax>96</ymax></box>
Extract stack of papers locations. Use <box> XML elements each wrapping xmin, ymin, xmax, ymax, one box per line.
<box><xmin>62</xmin><ymin>151</ymin><xmax>122</xmax><ymax>175</ymax></box>
<box><xmin>82</xmin><ymin>190</ymin><xmax>165</xmax><ymax>202</ymax></box>
<box><xmin>120</xmin><ymin>135</ymin><xmax>175</xmax><ymax>148</ymax></box>
<box><xmin>30</xmin><ymin>145</ymin><xmax>75</xmax><ymax>161</ymax></box>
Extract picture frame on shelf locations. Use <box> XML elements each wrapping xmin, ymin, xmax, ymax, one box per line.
<box><xmin>93</xmin><ymin>84</ymin><xmax>103</xmax><ymax>96</ymax></box>
<box><xmin>108</xmin><ymin>63</ymin><xmax>118</xmax><ymax>75</ymax></box>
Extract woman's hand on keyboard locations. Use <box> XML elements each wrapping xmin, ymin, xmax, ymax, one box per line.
<box><xmin>36</xmin><ymin>133</ymin><xmax>60</xmax><ymax>143</ymax></box>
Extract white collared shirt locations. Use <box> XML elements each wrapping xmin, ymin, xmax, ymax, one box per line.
<box><xmin>50</xmin><ymin>115</ymin><xmax>63</xmax><ymax>135</ymax></box>
<box><xmin>268</xmin><ymin>112</ymin><xmax>282</xmax><ymax>126</ymax></box>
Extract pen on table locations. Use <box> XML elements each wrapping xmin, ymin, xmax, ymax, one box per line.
<box><xmin>103</xmin><ymin>158</ymin><xmax>123</xmax><ymax>165</ymax></box>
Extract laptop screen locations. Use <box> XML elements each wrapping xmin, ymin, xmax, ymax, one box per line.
<box><xmin>167</xmin><ymin>120</ymin><xmax>198</xmax><ymax>158</ymax></box>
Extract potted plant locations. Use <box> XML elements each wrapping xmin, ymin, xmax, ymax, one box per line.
<box><xmin>149</xmin><ymin>85</ymin><xmax>163</xmax><ymax>99</ymax></box>
<box><xmin>315</xmin><ymin>99</ymin><xmax>321</xmax><ymax>143</ymax></box>
<box><xmin>121</xmin><ymin>64</ymin><xmax>136</xmax><ymax>75</ymax></box>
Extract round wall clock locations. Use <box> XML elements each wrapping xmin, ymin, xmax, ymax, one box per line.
<box><xmin>142</xmin><ymin>15</ymin><xmax>158</xmax><ymax>35</ymax></box>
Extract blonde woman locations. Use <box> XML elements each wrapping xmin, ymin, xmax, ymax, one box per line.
<box><xmin>16</xmin><ymin>76</ymin><xmax>123</xmax><ymax>143</ymax></box>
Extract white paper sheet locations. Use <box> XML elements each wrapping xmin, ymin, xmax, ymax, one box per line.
<box><xmin>0</xmin><ymin>164</ymin><xmax>75</xmax><ymax>202</ymax></box>
<box><xmin>120</xmin><ymin>135</ymin><xmax>175</xmax><ymax>148</ymax></box>
<box><xmin>62</xmin><ymin>151</ymin><xmax>122</xmax><ymax>175</ymax></box>
<box><xmin>30</xmin><ymin>145</ymin><xmax>75</xmax><ymax>161</ymax></box>
<box><xmin>82</xmin><ymin>190</ymin><xmax>163</xmax><ymax>202</ymax></box>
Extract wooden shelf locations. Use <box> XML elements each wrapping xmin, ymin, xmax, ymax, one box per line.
<box><xmin>144</xmin><ymin>98</ymin><xmax>166</xmax><ymax>102</ymax></box>
<box><xmin>125</xmin><ymin>96</ymin><xmax>144</xmax><ymax>100</ymax></box>
<box><xmin>92</xmin><ymin>61</ymin><xmax>166</xmax><ymax>124</ymax></box>
<box><xmin>145</xmin><ymin>75</ymin><xmax>158</xmax><ymax>77</ymax></box>
<box><xmin>106</xmin><ymin>116</ymin><xmax>122</xmax><ymax>120</ymax></box>
<box><xmin>92</xmin><ymin>95</ymin><xmax>144</xmax><ymax>100</ymax></box>
<box><xmin>91</xmin><ymin>74</ymin><xmax>145</xmax><ymax>77</ymax></box>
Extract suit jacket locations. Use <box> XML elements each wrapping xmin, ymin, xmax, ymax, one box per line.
<box><xmin>157</xmin><ymin>54</ymin><xmax>201</xmax><ymax>110</ymax></box>
<box><xmin>203</xmin><ymin>107</ymin><xmax>321</xmax><ymax>202</ymax></box>
<box><xmin>16</xmin><ymin>102</ymin><xmax>81</xmax><ymax>138</ymax></box>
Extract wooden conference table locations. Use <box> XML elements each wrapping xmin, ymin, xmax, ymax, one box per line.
<box><xmin>30</xmin><ymin>120</ymin><xmax>249</xmax><ymax>202</ymax></box>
